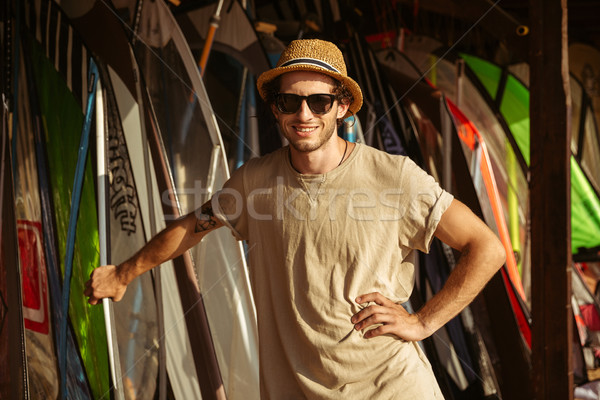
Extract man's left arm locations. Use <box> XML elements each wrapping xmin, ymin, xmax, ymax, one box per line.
<box><xmin>351</xmin><ymin>199</ymin><xmax>506</xmax><ymax>341</ymax></box>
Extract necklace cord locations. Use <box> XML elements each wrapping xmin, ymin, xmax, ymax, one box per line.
<box><xmin>338</xmin><ymin>140</ymin><xmax>348</xmax><ymax>166</ymax></box>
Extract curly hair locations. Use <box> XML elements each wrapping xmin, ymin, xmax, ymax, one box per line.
<box><xmin>261</xmin><ymin>74</ymin><xmax>354</xmax><ymax>126</ymax></box>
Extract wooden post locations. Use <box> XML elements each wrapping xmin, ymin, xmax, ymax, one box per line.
<box><xmin>530</xmin><ymin>0</ymin><xmax>572</xmax><ymax>399</ymax></box>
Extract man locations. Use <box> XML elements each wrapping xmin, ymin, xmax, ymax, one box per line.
<box><xmin>85</xmin><ymin>39</ymin><xmax>505</xmax><ymax>399</ymax></box>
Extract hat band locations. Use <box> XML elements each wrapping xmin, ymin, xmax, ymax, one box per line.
<box><xmin>279</xmin><ymin>57</ymin><xmax>340</xmax><ymax>73</ymax></box>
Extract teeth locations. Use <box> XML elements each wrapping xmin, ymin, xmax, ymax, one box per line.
<box><xmin>296</xmin><ymin>127</ymin><xmax>315</xmax><ymax>132</ymax></box>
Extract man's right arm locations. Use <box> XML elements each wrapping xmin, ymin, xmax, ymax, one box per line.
<box><xmin>84</xmin><ymin>200</ymin><xmax>223</xmax><ymax>305</ymax></box>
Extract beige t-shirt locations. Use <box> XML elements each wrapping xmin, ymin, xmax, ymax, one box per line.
<box><xmin>213</xmin><ymin>143</ymin><xmax>453</xmax><ymax>399</ymax></box>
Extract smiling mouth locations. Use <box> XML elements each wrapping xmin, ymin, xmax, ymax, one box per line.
<box><xmin>294</xmin><ymin>126</ymin><xmax>318</xmax><ymax>136</ymax></box>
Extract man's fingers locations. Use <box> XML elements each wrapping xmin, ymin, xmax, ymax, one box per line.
<box><xmin>363</xmin><ymin>324</ymin><xmax>394</xmax><ymax>339</ymax></box>
<box><xmin>351</xmin><ymin>304</ymin><xmax>375</xmax><ymax>324</ymax></box>
<box><xmin>84</xmin><ymin>266</ymin><xmax>116</xmax><ymax>304</ymax></box>
<box><xmin>351</xmin><ymin>304</ymin><xmax>393</xmax><ymax>325</ymax></box>
<box><xmin>351</xmin><ymin>292</ymin><xmax>414</xmax><ymax>338</ymax></box>
<box><xmin>354</xmin><ymin>313</ymin><xmax>389</xmax><ymax>331</ymax></box>
<box><xmin>84</xmin><ymin>285</ymin><xmax>99</xmax><ymax>304</ymax></box>
<box><xmin>355</xmin><ymin>292</ymin><xmax>392</xmax><ymax>307</ymax></box>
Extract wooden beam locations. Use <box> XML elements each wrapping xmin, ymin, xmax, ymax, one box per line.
<box><xmin>529</xmin><ymin>0</ymin><xmax>573</xmax><ymax>399</ymax></box>
<box><xmin>393</xmin><ymin>0</ymin><xmax>529</xmax><ymax>61</ymax></box>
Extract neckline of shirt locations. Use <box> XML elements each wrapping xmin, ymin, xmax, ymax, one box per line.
<box><xmin>285</xmin><ymin>142</ymin><xmax>362</xmax><ymax>180</ymax></box>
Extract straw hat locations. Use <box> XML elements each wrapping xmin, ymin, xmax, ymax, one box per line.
<box><xmin>257</xmin><ymin>39</ymin><xmax>363</xmax><ymax>117</ymax></box>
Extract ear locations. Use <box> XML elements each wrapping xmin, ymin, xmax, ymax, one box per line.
<box><xmin>336</xmin><ymin>102</ymin><xmax>350</xmax><ymax>119</ymax></box>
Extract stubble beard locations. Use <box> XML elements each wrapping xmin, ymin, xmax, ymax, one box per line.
<box><xmin>286</xmin><ymin>123</ymin><xmax>337</xmax><ymax>153</ymax></box>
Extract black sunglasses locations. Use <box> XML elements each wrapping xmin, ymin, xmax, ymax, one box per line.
<box><xmin>275</xmin><ymin>93</ymin><xmax>336</xmax><ymax>115</ymax></box>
